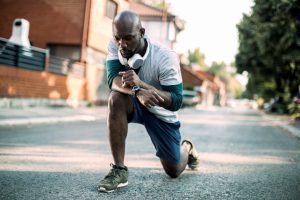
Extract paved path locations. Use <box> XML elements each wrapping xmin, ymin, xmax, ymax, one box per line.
<box><xmin>0</xmin><ymin>107</ymin><xmax>299</xmax><ymax>199</ymax></box>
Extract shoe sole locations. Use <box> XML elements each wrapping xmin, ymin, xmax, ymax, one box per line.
<box><xmin>98</xmin><ymin>181</ymin><xmax>128</xmax><ymax>193</ymax></box>
<box><xmin>188</xmin><ymin>159</ymin><xmax>200</xmax><ymax>170</ymax></box>
<box><xmin>189</xmin><ymin>165</ymin><xmax>199</xmax><ymax>170</ymax></box>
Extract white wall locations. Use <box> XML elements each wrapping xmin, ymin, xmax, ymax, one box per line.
<box><xmin>142</xmin><ymin>21</ymin><xmax>175</xmax><ymax>48</ymax></box>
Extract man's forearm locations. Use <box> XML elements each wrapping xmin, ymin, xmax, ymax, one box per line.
<box><xmin>112</xmin><ymin>75</ymin><xmax>174</xmax><ymax>110</ymax></box>
<box><xmin>111</xmin><ymin>76</ymin><xmax>133</xmax><ymax>95</ymax></box>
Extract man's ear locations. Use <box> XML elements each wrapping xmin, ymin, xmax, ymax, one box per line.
<box><xmin>140</xmin><ymin>28</ymin><xmax>145</xmax><ymax>37</ymax></box>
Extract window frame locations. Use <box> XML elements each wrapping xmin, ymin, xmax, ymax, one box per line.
<box><xmin>105</xmin><ymin>0</ymin><xmax>118</xmax><ymax>20</ymax></box>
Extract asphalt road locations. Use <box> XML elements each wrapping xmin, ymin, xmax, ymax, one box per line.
<box><xmin>0</xmin><ymin>107</ymin><xmax>300</xmax><ymax>200</ymax></box>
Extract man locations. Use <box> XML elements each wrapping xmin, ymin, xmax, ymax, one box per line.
<box><xmin>98</xmin><ymin>10</ymin><xmax>200</xmax><ymax>193</ymax></box>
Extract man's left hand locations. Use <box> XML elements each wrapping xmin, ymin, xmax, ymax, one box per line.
<box><xmin>136</xmin><ymin>88</ymin><xmax>165</xmax><ymax>108</ymax></box>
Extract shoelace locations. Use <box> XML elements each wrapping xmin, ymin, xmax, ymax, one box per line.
<box><xmin>104</xmin><ymin>164</ymin><xmax>124</xmax><ymax>180</ymax></box>
<box><xmin>102</xmin><ymin>170</ymin><xmax>120</xmax><ymax>185</ymax></box>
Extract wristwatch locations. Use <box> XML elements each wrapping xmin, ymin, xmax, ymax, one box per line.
<box><xmin>132</xmin><ymin>85</ymin><xmax>141</xmax><ymax>96</ymax></box>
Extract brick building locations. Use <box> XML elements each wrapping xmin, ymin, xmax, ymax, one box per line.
<box><xmin>0</xmin><ymin>0</ymin><xmax>187</xmax><ymax>106</ymax></box>
<box><xmin>0</xmin><ymin>0</ymin><xmax>130</xmax><ymax>106</ymax></box>
<box><xmin>1</xmin><ymin>0</ymin><xmax>220</xmax><ymax>108</ymax></box>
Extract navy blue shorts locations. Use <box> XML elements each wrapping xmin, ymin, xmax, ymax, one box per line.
<box><xmin>129</xmin><ymin>97</ymin><xmax>181</xmax><ymax>164</ymax></box>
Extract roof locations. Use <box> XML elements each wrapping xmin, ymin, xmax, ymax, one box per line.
<box><xmin>129</xmin><ymin>1</ymin><xmax>185</xmax><ymax>30</ymax></box>
<box><xmin>194</xmin><ymin>69</ymin><xmax>215</xmax><ymax>82</ymax></box>
<box><xmin>129</xmin><ymin>1</ymin><xmax>174</xmax><ymax>18</ymax></box>
<box><xmin>181</xmin><ymin>65</ymin><xmax>204</xmax><ymax>87</ymax></box>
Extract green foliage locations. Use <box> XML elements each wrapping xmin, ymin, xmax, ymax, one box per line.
<box><xmin>188</xmin><ymin>48</ymin><xmax>208</xmax><ymax>70</ymax></box>
<box><xmin>288</xmin><ymin>102</ymin><xmax>300</xmax><ymax>119</ymax></box>
<box><xmin>224</xmin><ymin>75</ymin><xmax>243</xmax><ymax>99</ymax></box>
<box><xmin>184</xmin><ymin>85</ymin><xmax>194</xmax><ymax>91</ymax></box>
<box><xmin>86</xmin><ymin>101</ymin><xmax>95</xmax><ymax>107</ymax></box>
<box><xmin>156</xmin><ymin>1</ymin><xmax>169</xmax><ymax>10</ymax></box>
<box><xmin>208</xmin><ymin>61</ymin><xmax>226</xmax><ymax>76</ymax></box>
<box><xmin>208</xmin><ymin>61</ymin><xmax>243</xmax><ymax>98</ymax></box>
<box><xmin>138</xmin><ymin>0</ymin><xmax>170</xmax><ymax>10</ymax></box>
<box><xmin>236</xmin><ymin>0</ymin><xmax>300</xmax><ymax>114</ymax></box>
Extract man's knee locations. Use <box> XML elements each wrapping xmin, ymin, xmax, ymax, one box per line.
<box><xmin>108</xmin><ymin>91</ymin><xmax>133</xmax><ymax>118</ymax></box>
<box><xmin>165</xmin><ymin>169</ymin><xmax>181</xmax><ymax>178</ymax></box>
<box><xmin>161</xmin><ymin>160</ymin><xmax>182</xmax><ymax>178</ymax></box>
<box><xmin>108</xmin><ymin>91</ymin><xmax>128</xmax><ymax>109</ymax></box>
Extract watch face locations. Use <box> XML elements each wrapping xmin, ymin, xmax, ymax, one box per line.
<box><xmin>132</xmin><ymin>86</ymin><xmax>140</xmax><ymax>91</ymax></box>
<box><xmin>132</xmin><ymin>86</ymin><xmax>141</xmax><ymax>95</ymax></box>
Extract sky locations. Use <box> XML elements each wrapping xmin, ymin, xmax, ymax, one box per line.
<box><xmin>166</xmin><ymin>0</ymin><xmax>253</xmax><ymax>65</ymax></box>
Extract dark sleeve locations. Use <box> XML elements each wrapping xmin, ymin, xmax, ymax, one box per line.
<box><xmin>161</xmin><ymin>83</ymin><xmax>183</xmax><ymax>111</ymax></box>
<box><xmin>106</xmin><ymin>59</ymin><xmax>125</xmax><ymax>89</ymax></box>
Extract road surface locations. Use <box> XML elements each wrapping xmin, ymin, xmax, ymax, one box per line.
<box><xmin>0</xmin><ymin>107</ymin><xmax>299</xmax><ymax>200</ymax></box>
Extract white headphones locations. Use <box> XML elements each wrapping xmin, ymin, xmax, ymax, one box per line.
<box><xmin>118</xmin><ymin>40</ymin><xmax>150</xmax><ymax>69</ymax></box>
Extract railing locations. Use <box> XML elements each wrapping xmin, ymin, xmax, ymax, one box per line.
<box><xmin>48</xmin><ymin>55</ymin><xmax>85</xmax><ymax>78</ymax></box>
<box><xmin>0</xmin><ymin>37</ymin><xmax>85</xmax><ymax>78</ymax></box>
<box><xmin>0</xmin><ymin>37</ymin><xmax>48</xmax><ymax>71</ymax></box>
<box><xmin>48</xmin><ymin>55</ymin><xmax>70</xmax><ymax>75</ymax></box>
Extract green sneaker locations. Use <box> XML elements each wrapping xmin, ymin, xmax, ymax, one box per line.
<box><xmin>182</xmin><ymin>139</ymin><xmax>200</xmax><ymax>170</ymax></box>
<box><xmin>97</xmin><ymin>164</ymin><xmax>128</xmax><ymax>193</ymax></box>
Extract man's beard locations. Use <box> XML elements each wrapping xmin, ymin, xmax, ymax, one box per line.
<box><xmin>120</xmin><ymin>39</ymin><xmax>141</xmax><ymax>59</ymax></box>
<box><xmin>120</xmin><ymin>49</ymin><xmax>135</xmax><ymax>59</ymax></box>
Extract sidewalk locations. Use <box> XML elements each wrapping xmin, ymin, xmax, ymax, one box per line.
<box><xmin>0</xmin><ymin>106</ymin><xmax>107</xmax><ymax>126</ymax></box>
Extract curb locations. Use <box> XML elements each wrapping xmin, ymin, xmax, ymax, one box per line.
<box><xmin>281</xmin><ymin>124</ymin><xmax>300</xmax><ymax>138</ymax></box>
<box><xmin>260</xmin><ymin>111</ymin><xmax>300</xmax><ymax>139</ymax></box>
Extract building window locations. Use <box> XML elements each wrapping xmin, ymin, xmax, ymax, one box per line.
<box><xmin>47</xmin><ymin>44</ymin><xmax>81</xmax><ymax>75</ymax></box>
<box><xmin>106</xmin><ymin>0</ymin><xmax>118</xmax><ymax>19</ymax></box>
<box><xmin>48</xmin><ymin>44</ymin><xmax>81</xmax><ymax>60</ymax></box>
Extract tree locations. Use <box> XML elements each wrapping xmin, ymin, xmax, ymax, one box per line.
<box><xmin>236</xmin><ymin>0</ymin><xmax>300</xmax><ymax>113</ymax></box>
<box><xmin>187</xmin><ymin>48</ymin><xmax>207</xmax><ymax>70</ymax></box>
<box><xmin>138</xmin><ymin>0</ymin><xmax>170</xmax><ymax>10</ymax></box>
<box><xmin>208</xmin><ymin>61</ymin><xmax>242</xmax><ymax>98</ymax></box>
<box><xmin>208</xmin><ymin>61</ymin><xmax>226</xmax><ymax>76</ymax></box>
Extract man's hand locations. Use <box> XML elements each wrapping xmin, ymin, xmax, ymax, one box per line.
<box><xmin>119</xmin><ymin>70</ymin><xmax>141</xmax><ymax>88</ymax></box>
<box><xmin>114</xmin><ymin>70</ymin><xmax>171</xmax><ymax>109</ymax></box>
<box><xmin>136</xmin><ymin>88</ymin><xmax>165</xmax><ymax>108</ymax></box>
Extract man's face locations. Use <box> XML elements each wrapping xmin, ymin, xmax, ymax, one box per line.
<box><xmin>113</xmin><ymin>24</ymin><xmax>141</xmax><ymax>59</ymax></box>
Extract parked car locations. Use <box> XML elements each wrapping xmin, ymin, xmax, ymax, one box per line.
<box><xmin>227</xmin><ymin>98</ymin><xmax>258</xmax><ymax>109</ymax></box>
<box><xmin>293</xmin><ymin>95</ymin><xmax>300</xmax><ymax>104</ymax></box>
<box><xmin>182</xmin><ymin>90</ymin><xmax>199</xmax><ymax>107</ymax></box>
<box><xmin>264</xmin><ymin>97</ymin><xmax>287</xmax><ymax>114</ymax></box>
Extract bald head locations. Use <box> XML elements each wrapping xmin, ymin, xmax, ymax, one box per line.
<box><xmin>112</xmin><ymin>10</ymin><xmax>146</xmax><ymax>59</ymax></box>
<box><xmin>113</xmin><ymin>10</ymin><xmax>142</xmax><ymax>32</ymax></box>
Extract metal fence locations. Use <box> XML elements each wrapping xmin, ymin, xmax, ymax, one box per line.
<box><xmin>48</xmin><ymin>55</ymin><xmax>85</xmax><ymax>78</ymax></box>
<box><xmin>0</xmin><ymin>37</ymin><xmax>48</xmax><ymax>71</ymax></box>
<box><xmin>48</xmin><ymin>55</ymin><xmax>70</xmax><ymax>75</ymax></box>
<box><xmin>0</xmin><ymin>37</ymin><xmax>85</xmax><ymax>78</ymax></box>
